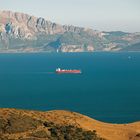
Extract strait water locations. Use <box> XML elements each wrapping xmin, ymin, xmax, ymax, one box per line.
<box><xmin>0</xmin><ymin>52</ymin><xmax>140</xmax><ymax>123</ymax></box>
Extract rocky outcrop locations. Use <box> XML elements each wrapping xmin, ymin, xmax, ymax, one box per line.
<box><xmin>60</xmin><ymin>45</ymin><xmax>94</xmax><ymax>52</ymax></box>
<box><xmin>0</xmin><ymin>11</ymin><xmax>84</xmax><ymax>39</ymax></box>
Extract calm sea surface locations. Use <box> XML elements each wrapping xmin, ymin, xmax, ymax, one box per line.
<box><xmin>0</xmin><ymin>52</ymin><xmax>140</xmax><ymax>123</ymax></box>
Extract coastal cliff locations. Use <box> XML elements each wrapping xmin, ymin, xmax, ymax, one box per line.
<box><xmin>0</xmin><ymin>108</ymin><xmax>140</xmax><ymax>140</ymax></box>
<box><xmin>0</xmin><ymin>11</ymin><xmax>140</xmax><ymax>52</ymax></box>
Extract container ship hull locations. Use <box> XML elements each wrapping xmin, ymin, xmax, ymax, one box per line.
<box><xmin>56</xmin><ymin>68</ymin><xmax>81</xmax><ymax>74</ymax></box>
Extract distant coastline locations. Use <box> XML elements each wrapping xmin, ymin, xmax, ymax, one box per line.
<box><xmin>0</xmin><ymin>10</ymin><xmax>140</xmax><ymax>53</ymax></box>
<box><xmin>0</xmin><ymin>50</ymin><xmax>140</xmax><ymax>54</ymax></box>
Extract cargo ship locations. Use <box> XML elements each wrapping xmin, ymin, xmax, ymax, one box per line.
<box><xmin>56</xmin><ymin>68</ymin><xmax>81</xmax><ymax>74</ymax></box>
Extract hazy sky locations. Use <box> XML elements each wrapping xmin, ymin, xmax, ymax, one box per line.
<box><xmin>0</xmin><ymin>0</ymin><xmax>140</xmax><ymax>32</ymax></box>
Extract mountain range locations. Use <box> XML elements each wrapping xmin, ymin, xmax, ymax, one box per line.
<box><xmin>0</xmin><ymin>10</ymin><xmax>140</xmax><ymax>53</ymax></box>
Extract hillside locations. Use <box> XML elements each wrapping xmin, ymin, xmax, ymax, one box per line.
<box><xmin>0</xmin><ymin>108</ymin><xmax>140</xmax><ymax>140</ymax></box>
<box><xmin>122</xmin><ymin>42</ymin><xmax>140</xmax><ymax>51</ymax></box>
<box><xmin>0</xmin><ymin>11</ymin><xmax>140</xmax><ymax>52</ymax></box>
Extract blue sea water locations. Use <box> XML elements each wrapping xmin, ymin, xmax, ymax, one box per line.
<box><xmin>0</xmin><ymin>52</ymin><xmax>140</xmax><ymax>123</ymax></box>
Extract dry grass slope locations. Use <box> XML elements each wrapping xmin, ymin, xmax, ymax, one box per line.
<box><xmin>0</xmin><ymin>108</ymin><xmax>140</xmax><ymax>140</ymax></box>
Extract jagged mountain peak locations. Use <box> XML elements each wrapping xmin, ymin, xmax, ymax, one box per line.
<box><xmin>0</xmin><ymin>10</ymin><xmax>87</xmax><ymax>38</ymax></box>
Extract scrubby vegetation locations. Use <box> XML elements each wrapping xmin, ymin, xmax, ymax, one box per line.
<box><xmin>0</xmin><ymin>110</ymin><xmax>106</xmax><ymax>140</ymax></box>
<box><xmin>42</xmin><ymin>121</ymin><xmax>106</xmax><ymax>140</ymax></box>
<box><xmin>47</xmin><ymin>124</ymin><xmax>106</xmax><ymax>140</ymax></box>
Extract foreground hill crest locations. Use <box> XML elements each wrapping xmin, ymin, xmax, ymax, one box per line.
<box><xmin>0</xmin><ymin>108</ymin><xmax>140</xmax><ymax>140</ymax></box>
<box><xmin>0</xmin><ymin>10</ymin><xmax>140</xmax><ymax>52</ymax></box>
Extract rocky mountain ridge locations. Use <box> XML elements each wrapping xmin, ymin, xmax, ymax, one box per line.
<box><xmin>0</xmin><ymin>10</ymin><xmax>140</xmax><ymax>52</ymax></box>
<box><xmin>0</xmin><ymin>11</ymin><xmax>86</xmax><ymax>38</ymax></box>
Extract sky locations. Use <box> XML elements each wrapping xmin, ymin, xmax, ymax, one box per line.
<box><xmin>0</xmin><ymin>0</ymin><xmax>140</xmax><ymax>32</ymax></box>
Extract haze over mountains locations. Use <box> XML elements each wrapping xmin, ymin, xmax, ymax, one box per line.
<box><xmin>0</xmin><ymin>10</ymin><xmax>140</xmax><ymax>52</ymax></box>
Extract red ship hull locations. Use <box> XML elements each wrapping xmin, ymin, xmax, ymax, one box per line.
<box><xmin>56</xmin><ymin>69</ymin><xmax>81</xmax><ymax>74</ymax></box>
